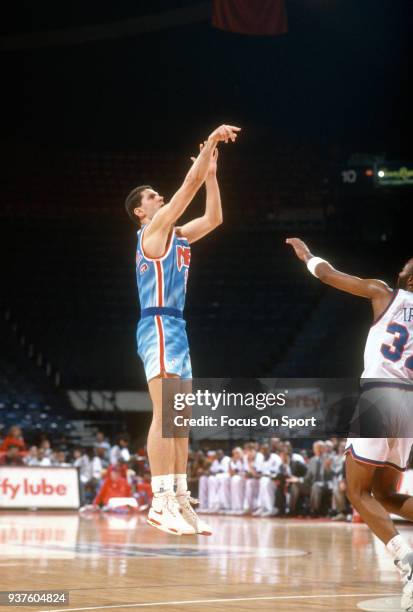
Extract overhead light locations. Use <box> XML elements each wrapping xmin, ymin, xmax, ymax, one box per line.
<box><xmin>378</xmin><ymin>170</ymin><xmax>385</xmax><ymax>178</ymax></box>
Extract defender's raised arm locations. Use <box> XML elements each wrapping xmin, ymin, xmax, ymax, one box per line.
<box><xmin>286</xmin><ymin>237</ymin><xmax>393</xmax><ymax>319</ymax></box>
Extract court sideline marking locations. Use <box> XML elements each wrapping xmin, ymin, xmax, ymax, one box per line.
<box><xmin>40</xmin><ymin>592</ymin><xmax>396</xmax><ymax>612</ymax></box>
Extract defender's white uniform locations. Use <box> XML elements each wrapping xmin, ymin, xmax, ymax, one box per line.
<box><xmin>345</xmin><ymin>288</ymin><xmax>413</xmax><ymax>470</ymax></box>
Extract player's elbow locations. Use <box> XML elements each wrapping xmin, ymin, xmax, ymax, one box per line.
<box><xmin>206</xmin><ymin>214</ymin><xmax>223</xmax><ymax>230</ymax></box>
<box><xmin>213</xmin><ymin>214</ymin><xmax>223</xmax><ymax>228</ymax></box>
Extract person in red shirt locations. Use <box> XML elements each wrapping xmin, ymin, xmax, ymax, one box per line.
<box><xmin>93</xmin><ymin>466</ymin><xmax>132</xmax><ymax>507</ymax></box>
<box><xmin>106</xmin><ymin>461</ymin><xmax>128</xmax><ymax>479</ymax></box>
<box><xmin>0</xmin><ymin>426</ymin><xmax>25</xmax><ymax>452</ymax></box>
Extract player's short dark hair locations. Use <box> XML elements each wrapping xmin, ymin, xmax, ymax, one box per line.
<box><xmin>124</xmin><ymin>185</ymin><xmax>152</xmax><ymax>227</ymax></box>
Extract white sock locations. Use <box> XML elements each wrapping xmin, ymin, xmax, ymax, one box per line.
<box><xmin>387</xmin><ymin>534</ymin><xmax>412</xmax><ymax>561</ymax></box>
<box><xmin>151</xmin><ymin>474</ymin><xmax>174</xmax><ymax>495</ymax></box>
<box><xmin>174</xmin><ymin>473</ymin><xmax>188</xmax><ymax>496</ymax></box>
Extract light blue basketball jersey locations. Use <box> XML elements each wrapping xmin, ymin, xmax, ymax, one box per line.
<box><xmin>135</xmin><ymin>224</ymin><xmax>192</xmax><ymax>380</ymax></box>
<box><xmin>136</xmin><ymin>225</ymin><xmax>191</xmax><ymax>312</ymax></box>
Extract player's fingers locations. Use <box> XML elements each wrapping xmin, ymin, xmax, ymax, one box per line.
<box><xmin>226</xmin><ymin>125</ymin><xmax>241</xmax><ymax>132</ymax></box>
<box><xmin>190</xmin><ymin>157</ymin><xmax>196</xmax><ymax>162</ymax></box>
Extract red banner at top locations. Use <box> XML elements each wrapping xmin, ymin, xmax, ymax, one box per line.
<box><xmin>212</xmin><ymin>0</ymin><xmax>288</xmax><ymax>37</ymax></box>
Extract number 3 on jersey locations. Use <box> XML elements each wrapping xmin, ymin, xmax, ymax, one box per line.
<box><xmin>381</xmin><ymin>322</ymin><xmax>413</xmax><ymax>370</ymax></box>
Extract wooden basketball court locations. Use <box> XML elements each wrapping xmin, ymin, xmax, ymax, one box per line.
<box><xmin>0</xmin><ymin>512</ymin><xmax>411</xmax><ymax>611</ymax></box>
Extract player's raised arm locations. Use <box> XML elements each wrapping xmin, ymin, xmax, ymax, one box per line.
<box><xmin>149</xmin><ymin>125</ymin><xmax>240</xmax><ymax>235</ymax></box>
<box><xmin>176</xmin><ymin>145</ymin><xmax>222</xmax><ymax>244</ymax></box>
<box><xmin>286</xmin><ymin>237</ymin><xmax>393</xmax><ymax>316</ymax></box>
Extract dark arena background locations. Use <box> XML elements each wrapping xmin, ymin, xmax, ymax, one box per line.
<box><xmin>1</xmin><ymin>2</ymin><xmax>413</xmax><ymax>611</ymax></box>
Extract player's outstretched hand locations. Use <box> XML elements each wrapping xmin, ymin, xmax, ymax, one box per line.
<box><xmin>286</xmin><ymin>237</ymin><xmax>313</xmax><ymax>263</ymax></box>
<box><xmin>208</xmin><ymin>124</ymin><xmax>241</xmax><ymax>144</ymax></box>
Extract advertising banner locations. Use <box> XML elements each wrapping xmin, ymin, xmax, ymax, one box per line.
<box><xmin>0</xmin><ymin>467</ymin><xmax>80</xmax><ymax>509</ymax></box>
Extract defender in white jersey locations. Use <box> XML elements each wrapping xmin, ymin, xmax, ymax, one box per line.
<box><xmin>124</xmin><ymin>124</ymin><xmax>240</xmax><ymax>536</ymax></box>
<box><xmin>287</xmin><ymin>237</ymin><xmax>413</xmax><ymax>610</ymax></box>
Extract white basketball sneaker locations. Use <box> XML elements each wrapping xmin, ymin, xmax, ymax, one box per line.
<box><xmin>147</xmin><ymin>492</ymin><xmax>195</xmax><ymax>535</ymax></box>
<box><xmin>395</xmin><ymin>552</ymin><xmax>413</xmax><ymax>611</ymax></box>
<box><xmin>177</xmin><ymin>492</ymin><xmax>213</xmax><ymax>536</ymax></box>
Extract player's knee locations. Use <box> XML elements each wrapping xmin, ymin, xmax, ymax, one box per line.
<box><xmin>346</xmin><ymin>480</ymin><xmax>357</xmax><ymax>503</ymax></box>
<box><xmin>346</xmin><ymin>480</ymin><xmax>367</xmax><ymax>505</ymax></box>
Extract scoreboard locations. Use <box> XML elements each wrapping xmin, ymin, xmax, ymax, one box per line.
<box><xmin>337</xmin><ymin>161</ymin><xmax>413</xmax><ymax>192</ymax></box>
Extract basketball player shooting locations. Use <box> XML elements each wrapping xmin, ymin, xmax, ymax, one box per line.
<box><xmin>125</xmin><ymin>124</ymin><xmax>240</xmax><ymax>537</ymax></box>
<box><xmin>287</xmin><ymin>237</ymin><xmax>413</xmax><ymax>610</ymax></box>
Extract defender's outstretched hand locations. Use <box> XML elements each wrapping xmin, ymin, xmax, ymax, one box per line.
<box><xmin>286</xmin><ymin>237</ymin><xmax>313</xmax><ymax>263</ymax></box>
<box><xmin>208</xmin><ymin>124</ymin><xmax>241</xmax><ymax>144</ymax></box>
